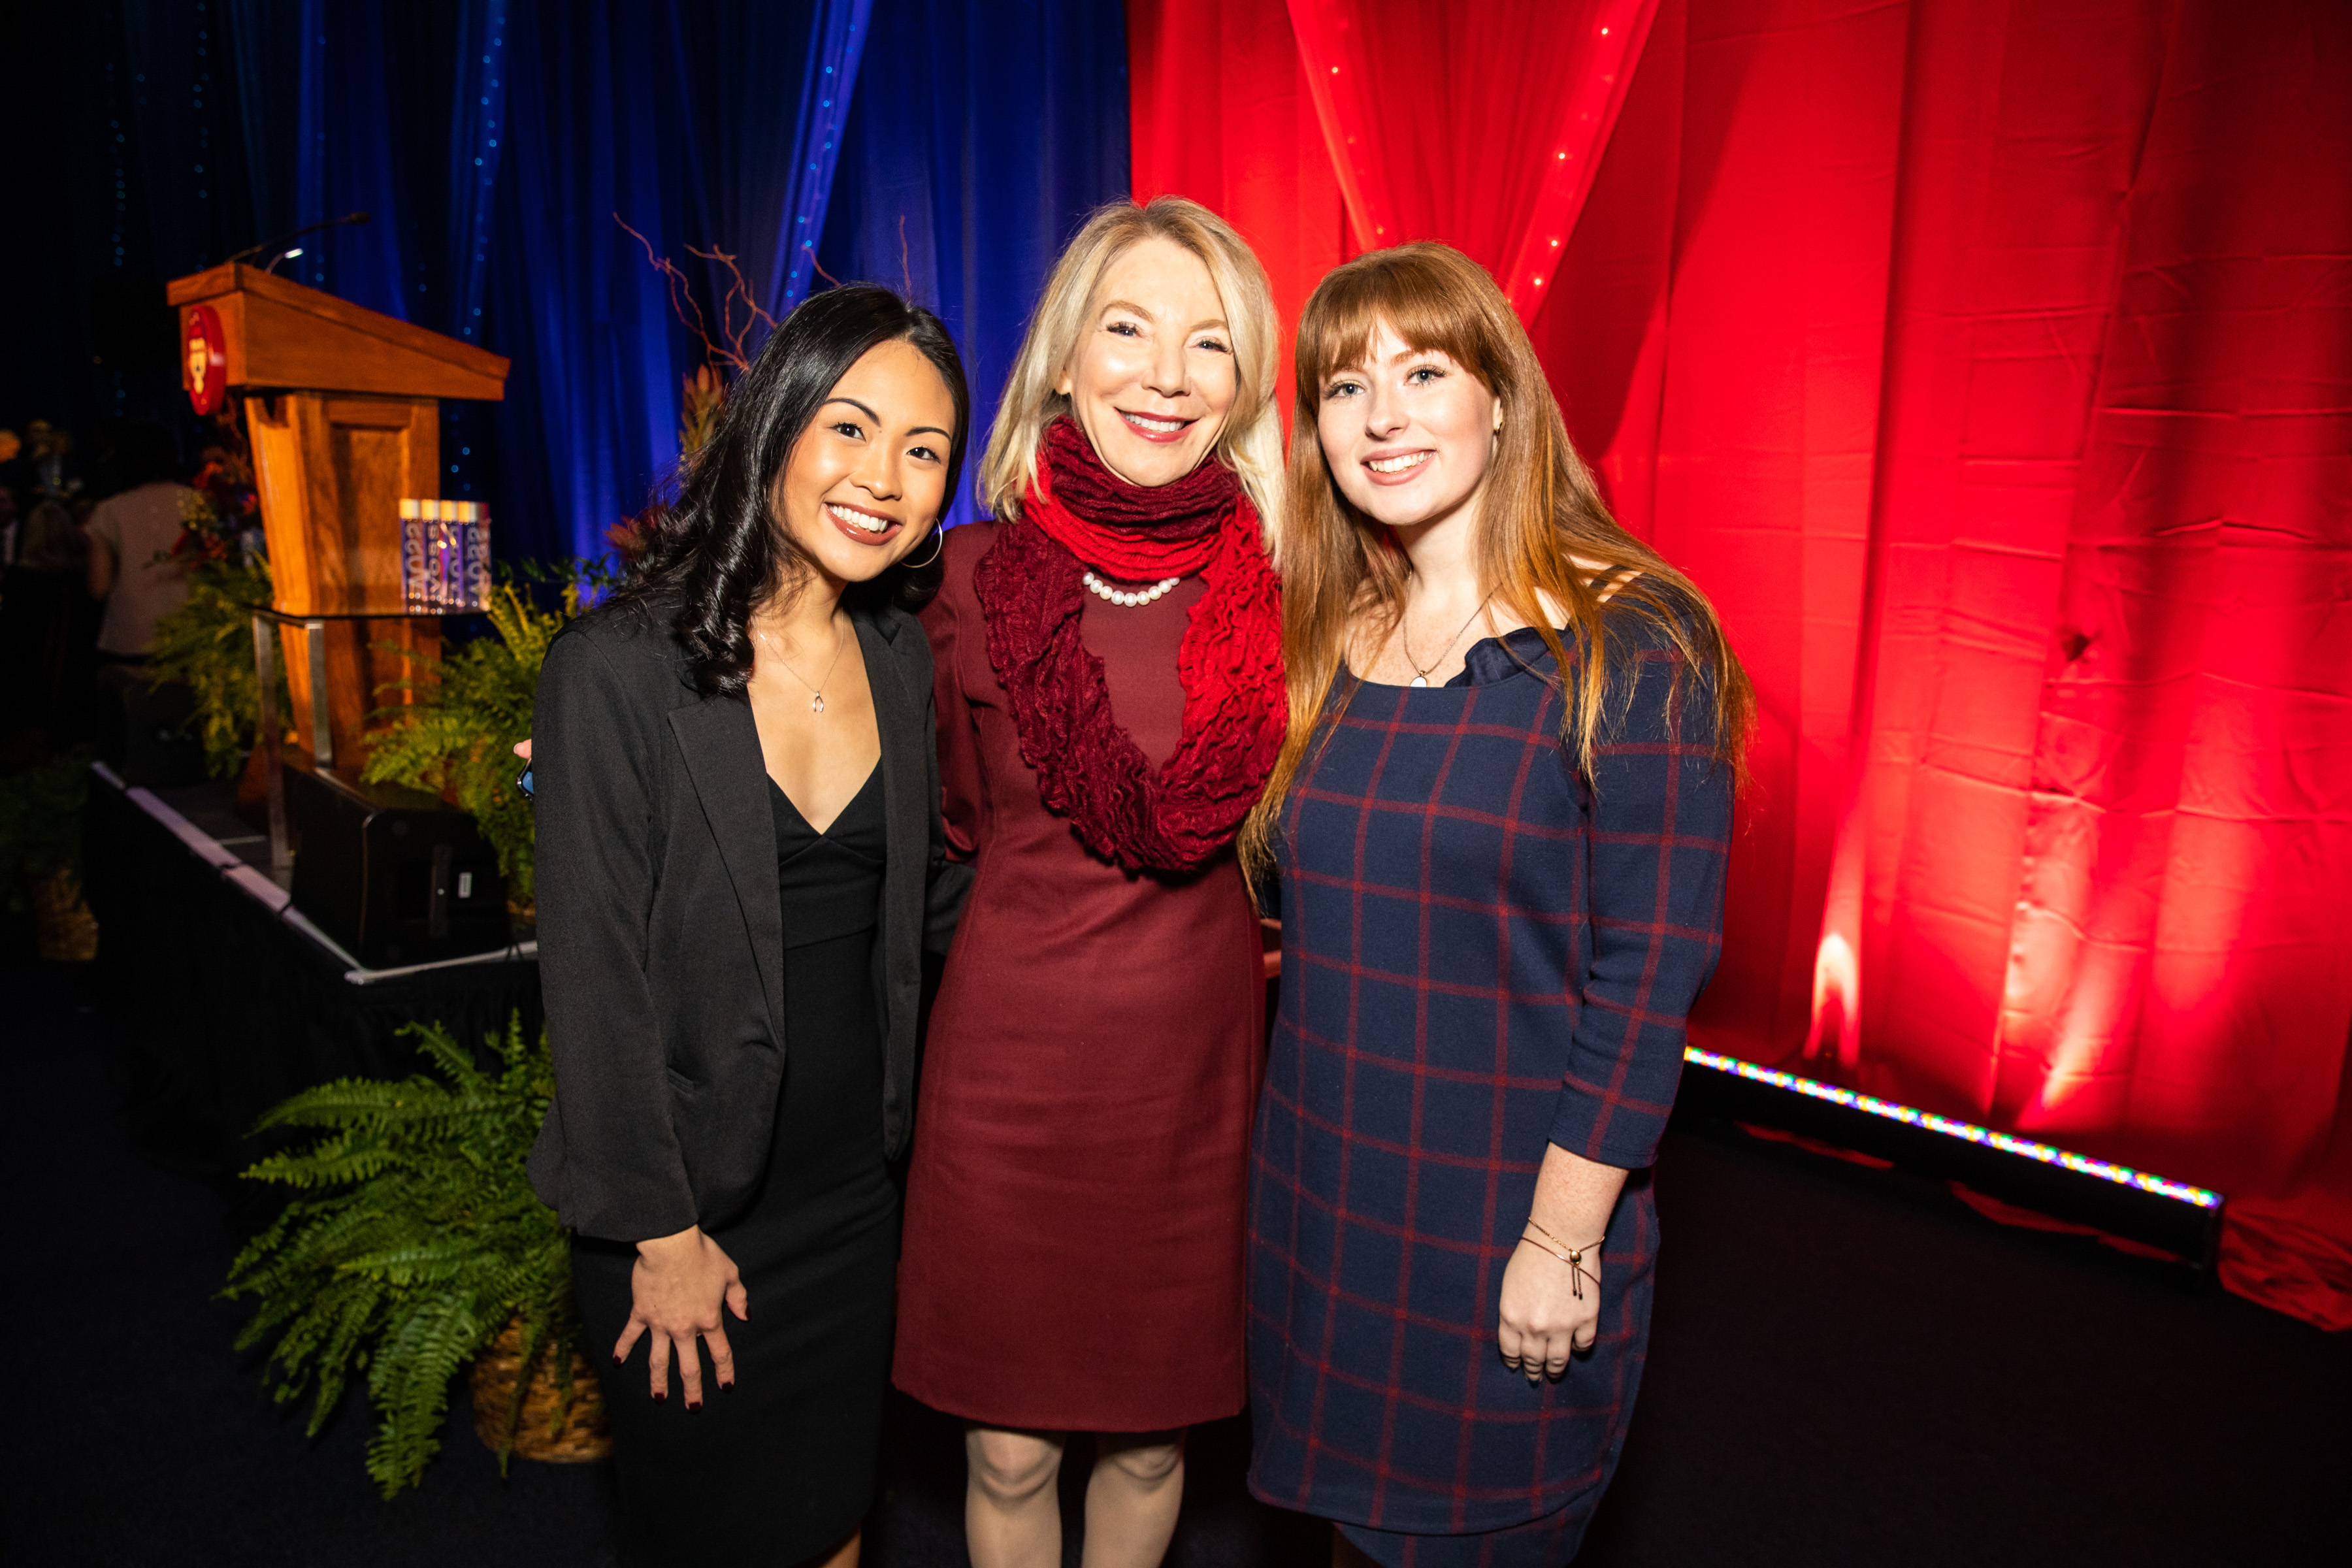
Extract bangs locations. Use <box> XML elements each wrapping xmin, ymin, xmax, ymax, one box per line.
<box><xmin>1294</xmin><ymin>247</ymin><xmax>1509</xmax><ymax>396</ymax></box>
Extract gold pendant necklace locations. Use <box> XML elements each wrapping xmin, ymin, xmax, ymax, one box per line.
<box><xmin>1401</xmin><ymin>594</ymin><xmax>1492</xmax><ymax>688</ymax></box>
<box><xmin>757</xmin><ymin>621</ymin><xmax>847</xmax><ymax>713</ymax></box>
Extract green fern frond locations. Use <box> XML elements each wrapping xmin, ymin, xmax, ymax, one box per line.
<box><xmin>364</xmin><ymin>1294</ymin><xmax>485</xmax><ymax>1497</ymax></box>
<box><xmin>223</xmin><ymin>1013</ymin><xmax>578</xmax><ymax>1498</ymax></box>
<box><xmin>146</xmin><ymin>557</ymin><xmax>286</xmax><ymax>777</ymax></box>
<box><xmin>354</xmin><ymin>563</ymin><xmax>604</xmax><ymax>904</ymax></box>
<box><xmin>248</xmin><ymin>1075</ymin><xmax>457</xmax><ymax>1132</ymax></box>
<box><xmin>404</xmin><ymin>1021</ymin><xmax>487</xmax><ymax>1092</ymax></box>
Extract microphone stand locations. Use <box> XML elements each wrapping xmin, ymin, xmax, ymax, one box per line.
<box><xmin>225</xmin><ymin>210</ymin><xmax>373</xmax><ymax>272</ymax></box>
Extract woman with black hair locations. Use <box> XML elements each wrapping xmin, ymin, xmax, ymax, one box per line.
<box><xmin>528</xmin><ymin>284</ymin><xmax>973</xmax><ymax>1568</ymax></box>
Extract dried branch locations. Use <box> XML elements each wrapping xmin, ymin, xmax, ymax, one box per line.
<box><xmin>614</xmin><ymin>214</ymin><xmax>780</xmax><ymax>378</ymax></box>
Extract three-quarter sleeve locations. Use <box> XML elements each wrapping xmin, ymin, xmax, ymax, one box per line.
<box><xmin>1546</xmin><ymin>639</ymin><xmax>1735</xmax><ymax>1170</ymax></box>
<box><xmin>527</xmin><ymin>630</ymin><xmax>699</xmax><ymax>1241</ymax></box>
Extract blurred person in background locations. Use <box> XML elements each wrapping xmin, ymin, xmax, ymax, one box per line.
<box><xmin>5</xmin><ymin>420</ymin><xmax>82</xmax><ymax>512</ymax></box>
<box><xmin>0</xmin><ymin>498</ymin><xmax>101</xmax><ymax>751</ymax></box>
<box><xmin>84</xmin><ymin>422</ymin><xmax>193</xmax><ymax>662</ymax></box>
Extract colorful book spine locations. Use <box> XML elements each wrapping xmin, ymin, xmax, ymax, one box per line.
<box><xmin>459</xmin><ymin>502</ymin><xmax>493</xmax><ymax>610</ymax></box>
<box><xmin>399</xmin><ymin>498</ymin><xmax>429</xmax><ymax>612</ymax></box>
<box><xmin>399</xmin><ymin>498</ymin><xmax>493</xmax><ymax>612</ymax></box>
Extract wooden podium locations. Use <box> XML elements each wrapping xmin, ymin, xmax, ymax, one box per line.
<box><xmin>167</xmin><ymin>263</ymin><xmax>509</xmax><ymax>770</ymax></box>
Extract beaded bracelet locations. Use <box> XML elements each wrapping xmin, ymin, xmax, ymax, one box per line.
<box><xmin>1519</xmin><ymin>1219</ymin><xmax>1606</xmax><ymax>1299</ymax></box>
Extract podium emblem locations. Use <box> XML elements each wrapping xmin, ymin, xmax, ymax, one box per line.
<box><xmin>184</xmin><ymin>304</ymin><xmax>228</xmax><ymax>414</ymax></box>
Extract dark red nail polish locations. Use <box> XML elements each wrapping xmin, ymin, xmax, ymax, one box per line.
<box><xmin>652</xmin><ymin>1390</ymin><xmax>666</xmax><ymax>1403</ymax></box>
<box><xmin>687</xmin><ymin>1401</ymin><xmax>702</xmax><ymax>1413</ymax></box>
<box><xmin>720</xmin><ymin>1381</ymin><xmax>735</xmax><ymax>1394</ymax></box>
<box><xmin>612</xmin><ymin>1354</ymin><xmax>623</xmax><ymax>1366</ymax></box>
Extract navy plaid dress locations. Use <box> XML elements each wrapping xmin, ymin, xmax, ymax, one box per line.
<box><xmin>1247</xmin><ymin>619</ymin><xmax>1733</xmax><ymax>1564</ymax></box>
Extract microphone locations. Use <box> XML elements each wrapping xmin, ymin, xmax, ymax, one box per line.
<box><xmin>225</xmin><ymin>210</ymin><xmax>372</xmax><ymax>270</ymax></box>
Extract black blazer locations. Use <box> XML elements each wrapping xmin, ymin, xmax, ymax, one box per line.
<box><xmin>526</xmin><ymin>591</ymin><xmax>970</xmax><ymax>1242</ymax></box>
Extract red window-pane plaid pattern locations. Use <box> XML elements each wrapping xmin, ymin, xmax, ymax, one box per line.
<box><xmin>1247</xmin><ymin>625</ymin><xmax>1733</xmax><ymax>1540</ymax></box>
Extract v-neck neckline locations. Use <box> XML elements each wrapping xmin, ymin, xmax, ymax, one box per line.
<box><xmin>768</xmin><ymin>759</ymin><xmax>881</xmax><ymax>839</ymax></box>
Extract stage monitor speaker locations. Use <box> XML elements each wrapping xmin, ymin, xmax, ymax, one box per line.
<box><xmin>286</xmin><ymin>761</ymin><xmax>511</xmax><ymax>970</ymax></box>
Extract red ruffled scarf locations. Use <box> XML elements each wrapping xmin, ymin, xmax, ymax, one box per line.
<box><xmin>974</xmin><ymin>419</ymin><xmax>1286</xmax><ymax>874</ymax></box>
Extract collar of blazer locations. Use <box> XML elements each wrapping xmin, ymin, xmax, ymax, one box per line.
<box><xmin>663</xmin><ymin>598</ymin><xmax>919</xmax><ymax>1051</ymax></box>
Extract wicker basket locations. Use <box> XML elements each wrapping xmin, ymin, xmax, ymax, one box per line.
<box><xmin>31</xmin><ymin>868</ymin><xmax>98</xmax><ymax>962</ymax></box>
<box><xmin>467</xmin><ymin>1319</ymin><xmax>612</xmax><ymax>1464</ymax></box>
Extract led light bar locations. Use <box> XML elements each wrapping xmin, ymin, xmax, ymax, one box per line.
<box><xmin>1683</xmin><ymin>1047</ymin><xmax>2222</xmax><ymax>1210</ymax></box>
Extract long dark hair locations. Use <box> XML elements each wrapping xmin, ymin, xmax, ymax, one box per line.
<box><xmin>621</xmin><ymin>284</ymin><xmax>970</xmax><ymax>694</ymax></box>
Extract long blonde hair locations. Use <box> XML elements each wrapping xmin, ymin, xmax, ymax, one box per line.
<box><xmin>977</xmin><ymin>197</ymin><xmax>1284</xmax><ymax>531</ymax></box>
<box><xmin>1242</xmin><ymin>242</ymin><xmax>1752</xmax><ymax>876</ymax></box>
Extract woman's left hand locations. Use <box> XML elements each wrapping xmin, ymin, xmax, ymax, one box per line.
<box><xmin>1497</xmin><ymin>1238</ymin><xmax>1599</xmax><ymax>1383</ymax></box>
<box><xmin>1497</xmin><ymin>1141</ymin><xmax>1624</xmax><ymax>1383</ymax></box>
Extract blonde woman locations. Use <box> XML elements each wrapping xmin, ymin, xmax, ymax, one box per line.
<box><xmin>893</xmin><ymin>197</ymin><xmax>1287</xmax><ymax>1567</ymax></box>
<box><xmin>1241</xmin><ymin>244</ymin><xmax>1751</xmax><ymax>1565</ymax></box>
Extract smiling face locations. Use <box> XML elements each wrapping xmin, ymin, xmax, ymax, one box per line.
<box><xmin>1056</xmin><ymin>235</ymin><xmax>1237</xmax><ymax>489</ymax></box>
<box><xmin>770</xmin><ymin>337</ymin><xmax>957</xmax><ymax>587</ymax></box>
<box><xmin>1316</xmin><ymin>320</ymin><xmax>1502</xmax><ymax>536</ymax></box>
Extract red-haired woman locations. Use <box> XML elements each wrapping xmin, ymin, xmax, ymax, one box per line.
<box><xmin>1242</xmin><ymin>242</ymin><xmax>1752</xmax><ymax>1565</ymax></box>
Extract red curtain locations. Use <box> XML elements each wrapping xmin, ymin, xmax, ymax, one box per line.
<box><xmin>1126</xmin><ymin>0</ymin><xmax>1346</xmax><ymax>421</ymax></box>
<box><xmin>1125</xmin><ymin>0</ymin><xmax>2352</xmax><ymax>1329</ymax></box>
<box><xmin>1284</xmin><ymin>0</ymin><xmax>1658</xmax><ymax>323</ymax></box>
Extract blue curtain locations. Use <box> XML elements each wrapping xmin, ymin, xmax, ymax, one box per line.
<box><xmin>446</xmin><ymin>0</ymin><xmax>512</xmax><ymax>351</ymax></box>
<box><xmin>818</xmin><ymin>0</ymin><xmax>1132</xmax><ymax>528</ymax></box>
<box><xmin>484</xmin><ymin>3</ymin><xmax>693</xmax><ymax>561</ymax></box>
<box><xmin>5</xmin><ymin>0</ymin><xmax>1129</xmax><ymax>564</ymax></box>
<box><xmin>487</xmin><ymin>0</ymin><xmax>882</xmax><ymax>561</ymax></box>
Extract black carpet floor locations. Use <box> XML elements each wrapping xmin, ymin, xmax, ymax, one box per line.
<box><xmin>5</xmin><ymin>953</ymin><xmax>2345</xmax><ymax>1567</ymax></box>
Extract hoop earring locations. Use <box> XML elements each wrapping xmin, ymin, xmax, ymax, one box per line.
<box><xmin>903</xmin><ymin>526</ymin><xmax>945</xmax><ymax>570</ymax></box>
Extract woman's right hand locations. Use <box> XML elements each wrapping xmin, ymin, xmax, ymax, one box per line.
<box><xmin>614</xmin><ymin>1225</ymin><xmax>748</xmax><ymax>1407</ymax></box>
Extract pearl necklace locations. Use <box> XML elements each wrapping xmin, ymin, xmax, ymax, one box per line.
<box><xmin>1081</xmin><ymin>570</ymin><xmax>1183</xmax><ymax>608</ymax></box>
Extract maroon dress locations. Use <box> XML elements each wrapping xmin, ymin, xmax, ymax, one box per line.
<box><xmin>892</xmin><ymin>519</ymin><xmax>1266</xmax><ymax>1432</ymax></box>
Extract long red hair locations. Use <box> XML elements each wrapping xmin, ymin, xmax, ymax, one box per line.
<box><xmin>1242</xmin><ymin>243</ymin><xmax>1752</xmax><ymax>877</ymax></box>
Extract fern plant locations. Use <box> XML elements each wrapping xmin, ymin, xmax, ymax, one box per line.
<box><xmin>146</xmin><ymin>556</ymin><xmax>287</xmax><ymax>779</ymax></box>
<box><xmin>221</xmin><ymin>1015</ymin><xmax>582</xmax><ymax>1498</ymax></box>
<box><xmin>361</xmin><ymin>582</ymin><xmax>572</xmax><ymax>910</ymax></box>
<box><xmin>0</xmin><ymin>749</ymin><xmax>91</xmax><ymax>911</ymax></box>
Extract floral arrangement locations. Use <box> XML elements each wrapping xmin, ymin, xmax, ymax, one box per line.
<box><xmin>174</xmin><ymin>413</ymin><xmax>264</xmax><ymax>566</ymax></box>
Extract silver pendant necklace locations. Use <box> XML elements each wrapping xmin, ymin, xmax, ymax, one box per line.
<box><xmin>1400</xmin><ymin>594</ymin><xmax>1492</xmax><ymax>687</ymax></box>
<box><xmin>756</xmin><ymin>621</ymin><xmax>847</xmax><ymax>713</ymax></box>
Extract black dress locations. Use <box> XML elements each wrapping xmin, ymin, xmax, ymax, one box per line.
<box><xmin>572</xmin><ymin>762</ymin><xmax>898</xmax><ymax>1567</ymax></box>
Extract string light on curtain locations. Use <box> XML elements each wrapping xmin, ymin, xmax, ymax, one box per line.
<box><xmin>1286</xmin><ymin>0</ymin><xmax>1659</xmax><ymax>321</ymax></box>
<box><xmin>775</xmin><ymin>0</ymin><xmax>872</xmax><ymax>312</ymax></box>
